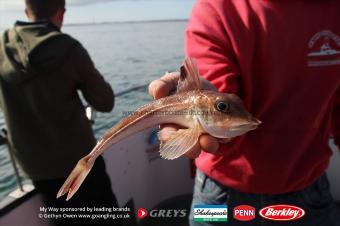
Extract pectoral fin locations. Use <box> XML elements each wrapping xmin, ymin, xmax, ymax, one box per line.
<box><xmin>158</xmin><ymin>124</ymin><xmax>202</xmax><ymax>160</ymax></box>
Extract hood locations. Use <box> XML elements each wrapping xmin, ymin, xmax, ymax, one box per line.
<box><xmin>0</xmin><ymin>21</ymin><xmax>76</xmax><ymax>84</ymax></box>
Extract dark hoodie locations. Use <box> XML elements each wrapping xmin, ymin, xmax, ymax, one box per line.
<box><xmin>0</xmin><ymin>21</ymin><xmax>114</xmax><ymax>180</ymax></box>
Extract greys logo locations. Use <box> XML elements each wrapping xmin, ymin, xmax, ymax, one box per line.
<box><xmin>140</xmin><ymin>209</ymin><xmax>187</xmax><ymax>218</ymax></box>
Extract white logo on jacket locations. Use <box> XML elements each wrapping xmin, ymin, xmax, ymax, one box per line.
<box><xmin>307</xmin><ymin>30</ymin><xmax>340</xmax><ymax>67</ymax></box>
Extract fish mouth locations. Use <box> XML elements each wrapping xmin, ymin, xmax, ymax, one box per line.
<box><xmin>230</xmin><ymin>124</ymin><xmax>257</xmax><ymax>131</ymax></box>
<box><xmin>230</xmin><ymin>118</ymin><xmax>261</xmax><ymax>131</ymax></box>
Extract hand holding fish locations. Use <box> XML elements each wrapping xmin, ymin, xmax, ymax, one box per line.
<box><xmin>57</xmin><ymin>58</ymin><xmax>261</xmax><ymax>201</ymax></box>
<box><xmin>149</xmin><ymin>72</ymin><xmax>232</xmax><ymax>158</ymax></box>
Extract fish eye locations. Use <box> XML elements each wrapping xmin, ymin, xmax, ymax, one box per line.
<box><xmin>215</xmin><ymin>101</ymin><xmax>231</xmax><ymax>113</ymax></box>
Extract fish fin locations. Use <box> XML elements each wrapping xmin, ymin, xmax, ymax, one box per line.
<box><xmin>177</xmin><ymin>57</ymin><xmax>202</xmax><ymax>93</ymax></box>
<box><xmin>56</xmin><ymin>155</ymin><xmax>94</xmax><ymax>201</ymax></box>
<box><xmin>159</xmin><ymin>124</ymin><xmax>202</xmax><ymax>160</ymax></box>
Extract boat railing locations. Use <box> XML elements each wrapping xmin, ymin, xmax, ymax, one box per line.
<box><xmin>0</xmin><ymin>129</ymin><xmax>24</xmax><ymax>193</ymax></box>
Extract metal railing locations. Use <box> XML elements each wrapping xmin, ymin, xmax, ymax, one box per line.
<box><xmin>115</xmin><ymin>84</ymin><xmax>148</xmax><ymax>97</ymax></box>
<box><xmin>0</xmin><ymin>129</ymin><xmax>24</xmax><ymax>193</ymax></box>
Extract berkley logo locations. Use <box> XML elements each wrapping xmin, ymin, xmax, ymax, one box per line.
<box><xmin>259</xmin><ymin>205</ymin><xmax>305</xmax><ymax>221</ymax></box>
<box><xmin>233</xmin><ymin>205</ymin><xmax>255</xmax><ymax>221</ymax></box>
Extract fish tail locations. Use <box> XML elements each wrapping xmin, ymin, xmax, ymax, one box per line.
<box><xmin>56</xmin><ymin>155</ymin><xmax>94</xmax><ymax>201</ymax></box>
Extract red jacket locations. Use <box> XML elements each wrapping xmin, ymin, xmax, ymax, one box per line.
<box><xmin>186</xmin><ymin>0</ymin><xmax>340</xmax><ymax>194</ymax></box>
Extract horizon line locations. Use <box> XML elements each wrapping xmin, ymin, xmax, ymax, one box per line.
<box><xmin>0</xmin><ymin>18</ymin><xmax>189</xmax><ymax>29</ymax></box>
<box><xmin>64</xmin><ymin>18</ymin><xmax>189</xmax><ymax>27</ymax></box>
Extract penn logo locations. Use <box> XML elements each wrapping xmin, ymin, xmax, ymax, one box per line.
<box><xmin>259</xmin><ymin>205</ymin><xmax>305</xmax><ymax>221</ymax></box>
<box><xmin>233</xmin><ymin>205</ymin><xmax>255</xmax><ymax>221</ymax></box>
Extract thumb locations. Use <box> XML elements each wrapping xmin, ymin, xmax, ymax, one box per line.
<box><xmin>199</xmin><ymin>135</ymin><xmax>220</xmax><ymax>153</ymax></box>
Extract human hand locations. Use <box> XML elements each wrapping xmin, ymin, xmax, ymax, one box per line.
<box><xmin>148</xmin><ymin>72</ymin><xmax>231</xmax><ymax>159</ymax></box>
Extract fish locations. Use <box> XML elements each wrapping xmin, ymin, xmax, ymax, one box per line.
<box><xmin>57</xmin><ymin>58</ymin><xmax>261</xmax><ymax>201</ymax></box>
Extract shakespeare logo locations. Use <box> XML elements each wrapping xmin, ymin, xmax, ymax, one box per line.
<box><xmin>194</xmin><ymin>205</ymin><xmax>228</xmax><ymax>222</ymax></box>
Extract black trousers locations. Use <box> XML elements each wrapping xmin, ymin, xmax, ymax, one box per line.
<box><xmin>33</xmin><ymin>156</ymin><xmax>123</xmax><ymax>225</ymax></box>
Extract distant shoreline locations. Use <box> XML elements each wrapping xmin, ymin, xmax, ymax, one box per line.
<box><xmin>0</xmin><ymin>19</ymin><xmax>189</xmax><ymax>31</ymax></box>
<box><xmin>64</xmin><ymin>18</ymin><xmax>189</xmax><ymax>27</ymax></box>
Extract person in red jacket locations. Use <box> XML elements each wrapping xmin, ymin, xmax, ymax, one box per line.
<box><xmin>149</xmin><ymin>0</ymin><xmax>340</xmax><ymax>225</ymax></box>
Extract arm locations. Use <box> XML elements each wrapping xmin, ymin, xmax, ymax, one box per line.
<box><xmin>74</xmin><ymin>43</ymin><xmax>114</xmax><ymax>112</ymax></box>
<box><xmin>185</xmin><ymin>0</ymin><xmax>240</xmax><ymax>94</ymax></box>
<box><xmin>333</xmin><ymin>88</ymin><xmax>340</xmax><ymax>149</ymax></box>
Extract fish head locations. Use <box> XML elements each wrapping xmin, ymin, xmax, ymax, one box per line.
<box><xmin>196</xmin><ymin>91</ymin><xmax>261</xmax><ymax>138</ymax></box>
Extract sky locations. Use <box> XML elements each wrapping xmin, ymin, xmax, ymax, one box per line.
<box><xmin>0</xmin><ymin>0</ymin><xmax>195</xmax><ymax>28</ymax></box>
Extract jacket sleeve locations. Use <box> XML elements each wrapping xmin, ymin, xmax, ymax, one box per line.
<box><xmin>74</xmin><ymin>43</ymin><xmax>114</xmax><ymax>112</ymax></box>
<box><xmin>333</xmin><ymin>88</ymin><xmax>340</xmax><ymax>149</ymax></box>
<box><xmin>185</xmin><ymin>0</ymin><xmax>240</xmax><ymax>94</ymax></box>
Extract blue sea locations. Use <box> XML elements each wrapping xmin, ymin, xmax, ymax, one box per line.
<box><xmin>0</xmin><ymin>20</ymin><xmax>187</xmax><ymax>201</ymax></box>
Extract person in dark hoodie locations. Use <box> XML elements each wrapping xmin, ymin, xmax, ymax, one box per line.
<box><xmin>0</xmin><ymin>0</ymin><xmax>122</xmax><ymax>225</ymax></box>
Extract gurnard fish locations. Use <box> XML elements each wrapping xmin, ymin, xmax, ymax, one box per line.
<box><xmin>57</xmin><ymin>58</ymin><xmax>261</xmax><ymax>201</ymax></box>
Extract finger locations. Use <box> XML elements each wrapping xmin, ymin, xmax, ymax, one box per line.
<box><xmin>184</xmin><ymin>142</ymin><xmax>201</xmax><ymax>159</ymax></box>
<box><xmin>148</xmin><ymin>72</ymin><xmax>180</xmax><ymax>99</ymax></box>
<box><xmin>159</xmin><ymin>123</ymin><xmax>181</xmax><ymax>130</ymax></box>
<box><xmin>199</xmin><ymin>135</ymin><xmax>220</xmax><ymax>153</ymax></box>
<box><xmin>158</xmin><ymin>127</ymin><xmax>178</xmax><ymax>141</ymax></box>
